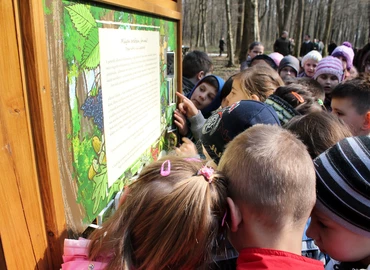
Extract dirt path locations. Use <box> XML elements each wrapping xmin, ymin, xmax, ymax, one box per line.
<box><xmin>209</xmin><ymin>55</ymin><xmax>240</xmax><ymax>81</ymax></box>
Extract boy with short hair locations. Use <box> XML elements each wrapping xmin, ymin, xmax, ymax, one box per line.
<box><xmin>331</xmin><ymin>75</ymin><xmax>370</xmax><ymax>135</ymax></box>
<box><xmin>307</xmin><ymin>136</ymin><xmax>370</xmax><ymax>269</ymax></box>
<box><xmin>182</xmin><ymin>50</ymin><xmax>213</xmax><ymax>95</ymax></box>
<box><xmin>218</xmin><ymin>125</ymin><xmax>324</xmax><ymax>269</ymax></box>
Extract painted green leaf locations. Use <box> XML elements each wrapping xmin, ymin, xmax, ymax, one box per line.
<box><xmin>91</xmin><ymin>165</ymin><xmax>108</xmax><ymax>213</ymax></box>
<box><xmin>82</xmin><ymin>28</ymin><xmax>100</xmax><ymax>69</ymax></box>
<box><xmin>66</xmin><ymin>4</ymin><xmax>97</xmax><ymax>37</ymax></box>
<box><xmin>107</xmin><ymin>180</ymin><xmax>123</xmax><ymax>199</ymax></box>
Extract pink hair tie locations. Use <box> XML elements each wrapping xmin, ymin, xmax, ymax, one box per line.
<box><xmin>221</xmin><ymin>209</ymin><xmax>228</xmax><ymax>226</ymax></box>
<box><xmin>184</xmin><ymin>157</ymin><xmax>202</xmax><ymax>162</ymax></box>
<box><xmin>197</xmin><ymin>166</ymin><xmax>214</xmax><ymax>183</ymax></box>
<box><xmin>160</xmin><ymin>160</ymin><xmax>171</xmax><ymax>176</ymax></box>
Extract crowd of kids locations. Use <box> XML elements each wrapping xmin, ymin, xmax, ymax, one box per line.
<box><xmin>62</xmin><ymin>38</ymin><xmax>370</xmax><ymax>270</ymax></box>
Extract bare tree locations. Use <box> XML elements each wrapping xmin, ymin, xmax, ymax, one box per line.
<box><xmin>201</xmin><ymin>0</ymin><xmax>208</xmax><ymax>52</ymax></box>
<box><xmin>234</xmin><ymin>0</ymin><xmax>244</xmax><ymax>60</ymax></box>
<box><xmin>225</xmin><ymin>0</ymin><xmax>235</xmax><ymax>66</ymax></box>
<box><xmin>239</xmin><ymin>0</ymin><xmax>260</xmax><ymax>63</ymax></box>
<box><xmin>293</xmin><ymin>0</ymin><xmax>304</xmax><ymax>56</ymax></box>
<box><xmin>181</xmin><ymin>0</ymin><xmax>369</xmax><ymax>56</ymax></box>
<box><xmin>276</xmin><ymin>0</ymin><xmax>293</xmax><ymax>34</ymax></box>
<box><xmin>322</xmin><ymin>0</ymin><xmax>336</xmax><ymax>56</ymax></box>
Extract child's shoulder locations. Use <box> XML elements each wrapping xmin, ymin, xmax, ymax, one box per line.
<box><xmin>62</xmin><ymin>238</ymin><xmax>109</xmax><ymax>270</ymax></box>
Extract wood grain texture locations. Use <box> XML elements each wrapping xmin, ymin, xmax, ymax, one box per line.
<box><xmin>17</xmin><ymin>0</ymin><xmax>68</xmax><ymax>268</ymax></box>
<box><xmin>93</xmin><ymin>0</ymin><xmax>182</xmax><ymax>19</ymax></box>
<box><xmin>0</xmin><ymin>0</ymin><xmax>51</xmax><ymax>268</ymax></box>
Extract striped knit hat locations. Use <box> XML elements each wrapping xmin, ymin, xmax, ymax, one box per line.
<box><xmin>313</xmin><ymin>56</ymin><xmax>344</xmax><ymax>82</ymax></box>
<box><xmin>314</xmin><ymin>136</ymin><xmax>370</xmax><ymax>237</ymax></box>
<box><xmin>331</xmin><ymin>42</ymin><xmax>354</xmax><ymax>70</ymax></box>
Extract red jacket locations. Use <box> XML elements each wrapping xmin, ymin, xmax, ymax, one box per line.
<box><xmin>237</xmin><ymin>248</ymin><xmax>324</xmax><ymax>270</ymax></box>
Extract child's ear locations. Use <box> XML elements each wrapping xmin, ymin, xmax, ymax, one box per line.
<box><xmin>196</xmin><ymin>71</ymin><xmax>205</xmax><ymax>81</ymax></box>
<box><xmin>118</xmin><ymin>187</ymin><xmax>130</xmax><ymax>207</ymax></box>
<box><xmin>226</xmin><ymin>197</ymin><xmax>242</xmax><ymax>232</ymax></box>
<box><xmin>250</xmin><ymin>94</ymin><xmax>260</xmax><ymax>101</ymax></box>
<box><xmin>362</xmin><ymin>111</ymin><xmax>370</xmax><ymax>131</ymax></box>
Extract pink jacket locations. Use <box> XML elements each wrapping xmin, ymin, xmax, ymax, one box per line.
<box><xmin>62</xmin><ymin>238</ymin><xmax>108</xmax><ymax>270</ymax></box>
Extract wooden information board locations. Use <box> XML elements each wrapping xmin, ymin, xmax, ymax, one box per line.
<box><xmin>0</xmin><ymin>0</ymin><xmax>181</xmax><ymax>268</ymax></box>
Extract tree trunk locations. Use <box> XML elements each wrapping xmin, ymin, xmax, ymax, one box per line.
<box><xmin>315</xmin><ymin>0</ymin><xmax>323</xmax><ymax>39</ymax></box>
<box><xmin>293</xmin><ymin>0</ymin><xmax>304</xmax><ymax>57</ymax></box>
<box><xmin>202</xmin><ymin>0</ymin><xmax>208</xmax><ymax>52</ymax></box>
<box><xmin>276</xmin><ymin>0</ymin><xmax>283</xmax><ymax>34</ymax></box>
<box><xmin>251</xmin><ymin>0</ymin><xmax>261</xmax><ymax>42</ymax></box>
<box><xmin>210</xmin><ymin>0</ymin><xmax>214</xmax><ymax>47</ymax></box>
<box><xmin>235</xmin><ymin>0</ymin><xmax>245</xmax><ymax>61</ymax></box>
<box><xmin>196</xmin><ymin>0</ymin><xmax>201</xmax><ymax>47</ymax></box>
<box><xmin>282</xmin><ymin>0</ymin><xmax>293</xmax><ymax>32</ymax></box>
<box><xmin>322</xmin><ymin>0</ymin><xmax>336</xmax><ymax>56</ymax></box>
<box><xmin>225</xmin><ymin>0</ymin><xmax>235</xmax><ymax>66</ymax></box>
<box><xmin>368</xmin><ymin>0</ymin><xmax>370</xmax><ymax>43</ymax></box>
<box><xmin>305</xmin><ymin>4</ymin><xmax>314</xmax><ymax>37</ymax></box>
<box><xmin>289</xmin><ymin>0</ymin><xmax>296</xmax><ymax>35</ymax></box>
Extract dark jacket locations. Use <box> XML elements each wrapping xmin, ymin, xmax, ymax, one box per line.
<box><xmin>273</xmin><ymin>37</ymin><xmax>291</xmax><ymax>56</ymax></box>
<box><xmin>300</xmin><ymin>41</ymin><xmax>314</xmax><ymax>57</ymax></box>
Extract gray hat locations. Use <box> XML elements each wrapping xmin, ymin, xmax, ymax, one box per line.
<box><xmin>278</xmin><ymin>55</ymin><xmax>300</xmax><ymax>76</ymax></box>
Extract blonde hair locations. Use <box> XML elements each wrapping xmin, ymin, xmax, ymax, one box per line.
<box><xmin>234</xmin><ymin>65</ymin><xmax>284</xmax><ymax>102</ymax></box>
<box><xmin>88</xmin><ymin>157</ymin><xmax>228</xmax><ymax>270</ymax></box>
<box><xmin>218</xmin><ymin>125</ymin><xmax>315</xmax><ymax>227</ymax></box>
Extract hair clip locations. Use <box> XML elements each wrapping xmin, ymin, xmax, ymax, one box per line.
<box><xmin>160</xmin><ymin>160</ymin><xmax>171</xmax><ymax>176</ymax></box>
<box><xmin>221</xmin><ymin>209</ymin><xmax>227</xmax><ymax>227</ymax></box>
<box><xmin>197</xmin><ymin>166</ymin><xmax>214</xmax><ymax>183</ymax></box>
<box><xmin>291</xmin><ymin>91</ymin><xmax>305</xmax><ymax>103</ymax></box>
<box><xmin>317</xmin><ymin>99</ymin><xmax>324</xmax><ymax>106</ymax></box>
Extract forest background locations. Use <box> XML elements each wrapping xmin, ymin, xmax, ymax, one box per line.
<box><xmin>182</xmin><ymin>0</ymin><xmax>370</xmax><ymax>70</ymax></box>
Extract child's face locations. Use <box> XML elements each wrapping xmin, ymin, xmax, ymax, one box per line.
<box><xmin>316</xmin><ymin>73</ymin><xmax>339</xmax><ymax>94</ymax></box>
<box><xmin>331</xmin><ymin>97</ymin><xmax>367</xmax><ymax>136</ymax></box>
<box><xmin>307</xmin><ymin>208</ymin><xmax>370</xmax><ymax>263</ymax></box>
<box><xmin>190</xmin><ymin>82</ymin><xmax>217</xmax><ymax>110</ymax></box>
<box><xmin>249</xmin><ymin>45</ymin><xmax>264</xmax><ymax>59</ymax></box>
<box><xmin>223</xmin><ymin>78</ymin><xmax>250</xmax><ymax>107</ymax></box>
<box><xmin>303</xmin><ymin>59</ymin><xmax>318</xmax><ymax>77</ymax></box>
<box><xmin>279</xmin><ymin>66</ymin><xmax>297</xmax><ymax>80</ymax></box>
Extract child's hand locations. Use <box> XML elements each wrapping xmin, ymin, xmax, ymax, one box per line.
<box><xmin>176</xmin><ymin>137</ymin><xmax>198</xmax><ymax>157</ymax></box>
<box><xmin>176</xmin><ymin>92</ymin><xmax>199</xmax><ymax>118</ymax></box>
<box><xmin>174</xmin><ymin>109</ymin><xmax>189</xmax><ymax>136</ymax></box>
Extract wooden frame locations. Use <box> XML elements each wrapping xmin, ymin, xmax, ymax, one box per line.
<box><xmin>1</xmin><ymin>0</ymin><xmax>182</xmax><ymax>269</ymax></box>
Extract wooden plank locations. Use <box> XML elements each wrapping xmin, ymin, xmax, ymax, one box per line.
<box><xmin>17</xmin><ymin>0</ymin><xmax>68</xmax><ymax>268</ymax></box>
<box><xmin>0</xmin><ymin>0</ymin><xmax>51</xmax><ymax>268</ymax></box>
<box><xmin>93</xmin><ymin>0</ymin><xmax>182</xmax><ymax>19</ymax></box>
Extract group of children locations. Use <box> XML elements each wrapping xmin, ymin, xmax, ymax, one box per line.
<box><xmin>61</xmin><ymin>43</ymin><xmax>370</xmax><ymax>269</ymax></box>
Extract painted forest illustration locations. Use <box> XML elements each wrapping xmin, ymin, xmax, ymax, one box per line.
<box><xmin>57</xmin><ymin>1</ymin><xmax>177</xmax><ymax>223</ymax></box>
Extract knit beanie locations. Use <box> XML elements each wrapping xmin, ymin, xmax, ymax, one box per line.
<box><xmin>250</xmin><ymin>54</ymin><xmax>278</xmax><ymax>70</ymax></box>
<box><xmin>314</xmin><ymin>136</ymin><xmax>370</xmax><ymax>237</ymax></box>
<box><xmin>313</xmin><ymin>56</ymin><xmax>344</xmax><ymax>82</ymax></box>
<box><xmin>201</xmin><ymin>100</ymin><xmax>280</xmax><ymax>164</ymax></box>
<box><xmin>278</xmin><ymin>55</ymin><xmax>300</xmax><ymax>76</ymax></box>
<box><xmin>265</xmin><ymin>94</ymin><xmax>301</xmax><ymax>125</ymax></box>
<box><xmin>331</xmin><ymin>42</ymin><xmax>354</xmax><ymax>70</ymax></box>
<box><xmin>301</xmin><ymin>50</ymin><xmax>322</xmax><ymax>67</ymax></box>
<box><xmin>269</xmin><ymin>52</ymin><xmax>284</xmax><ymax>67</ymax></box>
<box><xmin>187</xmin><ymin>75</ymin><xmax>225</xmax><ymax>118</ymax></box>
